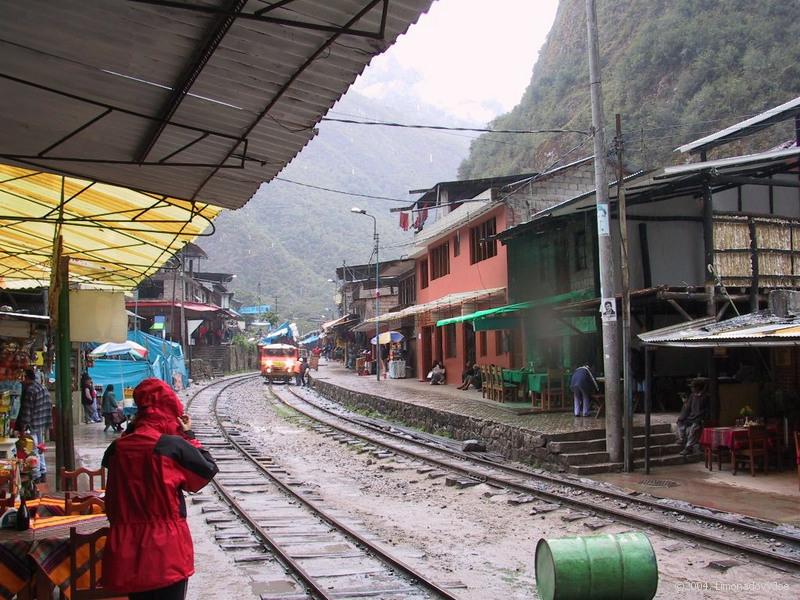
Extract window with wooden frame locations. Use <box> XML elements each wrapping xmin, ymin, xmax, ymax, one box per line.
<box><xmin>453</xmin><ymin>231</ymin><xmax>461</xmax><ymax>257</ymax></box>
<box><xmin>430</xmin><ymin>241</ymin><xmax>450</xmax><ymax>280</ymax></box>
<box><xmin>445</xmin><ymin>324</ymin><xmax>456</xmax><ymax>358</ymax></box>
<box><xmin>469</xmin><ymin>217</ymin><xmax>497</xmax><ymax>264</ymax></box>
<box><xmin>494</xmin><ymin>330</ymin><xmax>503</xmax><ymax>355</ymax></box>
<box><xmin>419</xmin><ymin>259</ymin><xmax>429</xmax><ymax>289</ymax></box>
<box><xmin>398</xmin><ymin>274</ymin><xmax>416</xmax><ymax>306</ymax></box>
<box><xmin>574</xmin><ymin>229</ymin><xmax>587</xmax><ymax>271</ymax></box>
<box><xmin>479</xmin><ymin>331</ymin><xmax>487</xmax><ymax>357</ymax></box>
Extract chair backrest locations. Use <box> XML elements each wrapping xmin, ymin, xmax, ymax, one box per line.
<box><xmin>61</xmin><ymin>467</ymin><xmax>106</xmax><ymax>492</ymax></box>
<box><xmin>65</xmin><ymin>492</ymin><xmax>106</xmax><ymax>515</ymax></box>
<box><xmin>547</xmin><ymin>368</ymin><xmax>563</xmax><ymax>391</ymax></box>
<box><xmin>70</xmin><ymin>526</ymin><xmax>113</xmax><ymax>599</ymax></box>
<box><xmin>747</xmin><ymin>425</ymin><xmax>768</xmax><ymax>451</ymax></box>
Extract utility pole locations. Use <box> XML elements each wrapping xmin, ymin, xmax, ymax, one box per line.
<box><xmin>586</xmin><ymin>0</ymin><xmax>622</xmax><ymax>463</ymax></box>
<box><xmin>616</xmin><ymin>114</ymin><xmax>633</xmax><ymax>472</ymax></box>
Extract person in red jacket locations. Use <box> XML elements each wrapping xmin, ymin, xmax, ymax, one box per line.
<box><xmin>102</xmin><ymin>378</ymin><xmax>218</xmax><ymax>599</ymax></box>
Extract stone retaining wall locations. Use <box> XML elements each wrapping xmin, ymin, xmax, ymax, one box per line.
<box><xmin>310</xmin><ymin>377</ymin><xmax>550</xmax><ymax>465</ymax></box>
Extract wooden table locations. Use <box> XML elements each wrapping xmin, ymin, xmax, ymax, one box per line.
<box><xmin>0</xmin><ymin>499</ymin><xmax>108</xmax><ymax>598</ymax></box>
<box><xmin>699</xmin><ymin>426</ymin><xmax>778</xmax><ymax>471</ymax></box>
<box><xmin>502</xmin><ymin>370</ymin><xmax>547</xmax><ymax>395</ymax></box>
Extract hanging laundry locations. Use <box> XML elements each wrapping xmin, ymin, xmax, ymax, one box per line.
<box><xmin>399</xmin><ymin>211</ymin><xmax>409</xmax><ymax>231</ymax></box>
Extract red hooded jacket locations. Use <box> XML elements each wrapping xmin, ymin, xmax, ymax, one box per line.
<box><xmin>101</xmin><ymin>379</ymin><xmax>218</xmax><ymax>593</ymax></box>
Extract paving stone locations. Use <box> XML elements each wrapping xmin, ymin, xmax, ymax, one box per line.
<box><xmin>506</xmin><ymin>495</ymin><xmax>537</xmax><ymax>506</ymax></box>
<box><xmin>528</xmin><ymin>502</ymin><xmax>561</xmax><ymax>514</ymax></box>
<box><xmin>560</xmin><ymin>511</ymin><xmax>590</xmax><ymax>522</ymax></box>
<box><xmin>584</xmin><ymin>518</ymin><xmax>612</xmax><ymax>530</ymax></box>
<box><xmin>445</xmin><ymin>476</ymin><xmax>481</xmax><ymax>488</ymax></box>
<box><xmin>706</xmin><ymin>559</ymin><xmax>743</xmax><ymax>572</ymax></box>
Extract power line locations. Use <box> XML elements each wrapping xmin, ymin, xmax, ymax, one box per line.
<box><xmin>273</xmin><ymin>177</ymin><xmax>410</xmax><ymax>203</ymax></box>
<box><xmin>321</xmin><ymin>116</ymin><xmax>589</xmax><ymax>136</ymax></box>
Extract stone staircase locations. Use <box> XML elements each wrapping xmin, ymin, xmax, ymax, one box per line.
<box><xmin>543</xmin><ymin>423</ymin><xmax>701</xmax><ymax>475</ymax></box>
<box><xmin>190</xmin><ymin>345</ymin><xmax>228</xmax><ymax>378</ymax></box>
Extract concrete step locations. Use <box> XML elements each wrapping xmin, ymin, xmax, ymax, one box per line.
<box><xmin>549</xmin><ymin>432</ymin><xmax>676</xmax><ymax>454</ymax></box>
<box><xmin>566</xmin><ymin>451</ymin><xmax>703</xmax><ymax>476</ymax></box>
<box><xmin>559</xmin><ymin>443</ymin><xmax>683</xmax><ymax>466</ymax></box>
<box><xmin>548</xmin><ymin>422</ymin><xmax>672</xmax><ymax>443</ymax></box>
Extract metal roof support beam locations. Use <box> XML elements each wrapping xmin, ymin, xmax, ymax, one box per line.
<box><xmin>711</xmin><ymin>175</ymin><xmax>800</xmax><ymax>188</ymax></box>
<box><xmin>128</xmin><ymin>0</ymin><xmax>389</xmax><ymax>39</ymax></box>
<box><xmin>0</xmin><ymin>73</ymin><xmax>246</xmax><ymax>156</ymax></box>
<box><xmin>136</xmin><ymin>0</ymin><xmax>248</xmax><ymax>163</ymax></box>
<box><xmin>191</xmin><ymin>0</ymin><xmax>385</xmax><ymax>200</ymax></box>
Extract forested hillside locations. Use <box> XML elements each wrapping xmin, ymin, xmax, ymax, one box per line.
<box><xmin>202</xmin><ymin>90</ymin><xmax>470</xmax><ymax>328</ymax></box>
<box><xmin>459</xmin><ymin>0</ymin><xmax>800</xmax><ymax>178</ymax></box>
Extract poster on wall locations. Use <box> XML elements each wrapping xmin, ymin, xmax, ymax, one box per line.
<box><xmin>597</xmin><ymin>203</ymin><xmax>610</xmax><ymax>236</ymax></box>
<box><xmin>600</xmin><ymin>298</ymin><xmax>617</xmax><ymax>322</ymax></box>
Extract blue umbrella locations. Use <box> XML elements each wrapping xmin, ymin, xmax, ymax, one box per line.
<box><xmin>370</xmin><ymin>331</ymin><xmax>404</xmax><ymax>345</ymax></box>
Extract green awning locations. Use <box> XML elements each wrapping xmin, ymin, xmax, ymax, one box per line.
<box><xmin>436</xmin><ymin>301</ymin><xmax>532</xmax><ymax>327</ymax></box>
<box><xmin>436</xmin><ymin>288</ymin><xmax>595</xmax><ymax>327</ymax></box>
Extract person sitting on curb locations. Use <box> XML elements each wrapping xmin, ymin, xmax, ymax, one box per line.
<box><xmin>458</xmin><ymin>363</ymin><xmax>482</xmax><ymax>390</ymax></box>
<box><xmin>677</xmin><ymin>380</ymin><xmax>708</xmax><ymax>455</ymax></box>
<box><xmin>429</xmin><ymin>361</ymin><xmax>445</xmax><ymax>385</ymax></box>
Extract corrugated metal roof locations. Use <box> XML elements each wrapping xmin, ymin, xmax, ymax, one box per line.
<box><xmin>638</xmin><ymin>311</ymin><xmax>800</xmax><ymax>347</ymax></box>
<box><xmin>676</xmin><ymin>96</ymin><xmax>800</xmax><ymax>155</ymax></box>
<box><xmin>0</xmin><ymin>0</ymin><xmax>434</xmax><ymax>209</ymax></box>
<box><xmin>500</xmin><ymin>146</ymin><xmax>800</xmax><ymax>240</ymax></box>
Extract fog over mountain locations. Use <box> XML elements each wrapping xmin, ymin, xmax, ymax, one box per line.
<box><xmin>202</xmin><ymin>82</ymin><xmax>472</xmax><ymax>329</ymax></box>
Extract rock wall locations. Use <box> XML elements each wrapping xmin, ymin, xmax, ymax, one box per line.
<box><xmin>310</xmin><ymin>378</ymin><xmax>547</xmax><ymax>465</ymax></box>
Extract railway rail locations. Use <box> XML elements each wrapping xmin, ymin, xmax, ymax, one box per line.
<box><xmin>263</xmin><ymin>378</ymin><xmax>800</xmax><ymax>571</ymax></box>
<box><xmin>185</xmin><ymin>374</ymin><xmax>463</xmax><ymax>600</ymax></box>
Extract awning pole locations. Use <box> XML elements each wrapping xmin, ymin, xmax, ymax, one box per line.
<box><xmin>56</xmin><ymin>255</ymin><xmax>75</xmax><ymax>488</ymax></box>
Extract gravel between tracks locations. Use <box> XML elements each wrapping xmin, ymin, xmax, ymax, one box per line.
<box><xmin>201</xmin><ymin>379</ymin><xmax>799</xmax><ymax>599</ymax></box>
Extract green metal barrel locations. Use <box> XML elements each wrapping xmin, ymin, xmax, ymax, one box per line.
<box><xmin>535</xmin><ymin>531</ymin><xmax>658</xmax><ymax>600</ymax></box>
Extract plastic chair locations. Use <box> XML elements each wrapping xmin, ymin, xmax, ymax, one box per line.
<box><xmin>733</xmin><ymin>425</ymin><xmax>768</xmax><ymax>476</ymax></box>
<box><xmin>61</xmin><ymin>467</ymin><xmax>106</xmax><ymax>493</ymax></box>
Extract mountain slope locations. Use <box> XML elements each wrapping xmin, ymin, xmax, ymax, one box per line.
<box><xmin>459</xmin><ymin>0</ymin><xmax>800</xmax><ymax>178</ymax></box>
<box><xmin>202</xmin><ymin>89</ymin><xmax>470</xmax><ymax>328</ymax></box>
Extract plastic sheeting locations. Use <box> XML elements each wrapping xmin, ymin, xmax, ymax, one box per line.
<box><xmin>89</xmin><ymin>330</ymin><xmax>187</xmax><ymax>401</ymax></box>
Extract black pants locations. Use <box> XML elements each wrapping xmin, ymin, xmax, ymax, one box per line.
<box><xmin>129</xmin><ymin>578</ymin><xmax>188</xmax><ymax>600</ymax></box>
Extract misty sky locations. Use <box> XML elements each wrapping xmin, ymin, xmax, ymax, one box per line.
<box><xmin>353</xmin><ymin>0</ymin><xmax>559</xmax><ymax>124</ymax></box>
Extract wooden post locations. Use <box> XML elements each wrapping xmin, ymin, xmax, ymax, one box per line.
<box><xmin>586</xmin><ymin>0</ymin><xmax>622</xmax><ymax>463</ymax></box>
<box><xmin>702</xmin><ymin>180</ymin><xmax>719</xmax><ymax>421</ymax></box>
<box><xmin>644</xmin><ymin>346</ymin><xmax>652</xmax><ymax>474</ymax></box>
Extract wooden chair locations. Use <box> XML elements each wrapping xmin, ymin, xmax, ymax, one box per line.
<box><xmin>795</xmin><ymin>431</ymin><xmax>799</xmax><ymax>491</ymax></box>
<box><xmin>733</xmin><ymin>425</ymin><xmax>768</xmax><ymax>476</ymax></box>
<box><xmin>479</xmin><ymin>365</ymin><xmax>490</xmax><ymax>399</ymax></box>
<box><xmin>65</xmin><ymin>492</ymin><xmax>106</xmax><ymax>515</ymax></box>
<box><xmin>69</xmin><ymin>526</ymin><xmax>121</xmax><ymax>599</ymax></box>
<box><xmin>61</xmin><ymin>467</ymin><xmax>106</xmax><ymax>493</ymax></box>
<box><xmin>485</xmin><ymin>365</ymin><xmax>499</xmax><ymax>402</ymax></box>
<box><xmin>703</xmin><ymin>440</ymin><xmax>730</xmax><ymax>471</ymax></box>
<box><xmin>543</xmin><ymin>368</ymin><xmax>565</xmax><ymax>410</ymax></box>
<box><xmin>496</xmin><ymin>368</ymin><xmax>519</xmax><ymax>403</ymax></box>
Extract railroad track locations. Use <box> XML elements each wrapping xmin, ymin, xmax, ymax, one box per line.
<box><xmin>265</xmin><ymin>380</ymin><xmax>800</xmax><ymax>571</ymax></box>
<box><xmin>185</xmin><ymin>374</ymin><xmax>463</xmax><ymax>600</ymax></box>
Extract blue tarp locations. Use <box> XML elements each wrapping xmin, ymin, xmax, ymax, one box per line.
<box><xmin>89</xmin><ymin>330</ymin><xmax>188</xmax><ymax>399</ymax></box>
<box><xmin>261</xmin><ymin>321</ymin><xmax>299</xmax><ymax>344</ymax></box>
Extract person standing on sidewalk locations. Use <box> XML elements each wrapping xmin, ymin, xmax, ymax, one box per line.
<box><xmin>102</xmin><ymin>378</ymin><xmax>218</xmax><ymax>599</ymax></box>
<box><xmin>16</xmin><ymin>368</ymin><xmax>52</xmax><ymax>483</ymax></box>
<box><xmin>569</xmin><ymin>364</ymin><xmax>599</xmax><ymax>417</ymax></box>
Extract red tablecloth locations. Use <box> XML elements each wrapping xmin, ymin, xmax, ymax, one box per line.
<box><xmin>700</xmin><ymin>426</ymin><xmax>777</xmax><ymax>451</ymax></box>
<box><xmin>0</xmin><ymin>506</ymin><xmax>107</xmax><ymax>599</ymax></box>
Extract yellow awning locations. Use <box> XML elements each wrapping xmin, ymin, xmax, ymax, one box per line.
<box><xmin>0</xmin><ymin>165</ymin><xmax>222</xmax><ymax>290</ymax></box>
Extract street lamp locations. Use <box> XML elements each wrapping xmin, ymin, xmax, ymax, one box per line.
<box><xmin>351</xmin><ymin>207</ymin><xmax>380</xmax><ymax>382</ymax></box>
<box><xmin>327</xmin><ymin>278</ymin><xmax>340</xmax><ymax>317</ymax></box>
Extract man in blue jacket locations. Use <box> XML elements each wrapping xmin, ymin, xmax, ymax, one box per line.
<box><xmin>570</xmin><ymin>365</ymin><xmax>599</xmax><ymax>417</ymax></box>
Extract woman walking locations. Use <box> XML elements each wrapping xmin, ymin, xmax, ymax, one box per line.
<box><xmin>101</xmin><ymin>384</ymin><xmax>124</xmax><ymax>433</ymax></box>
